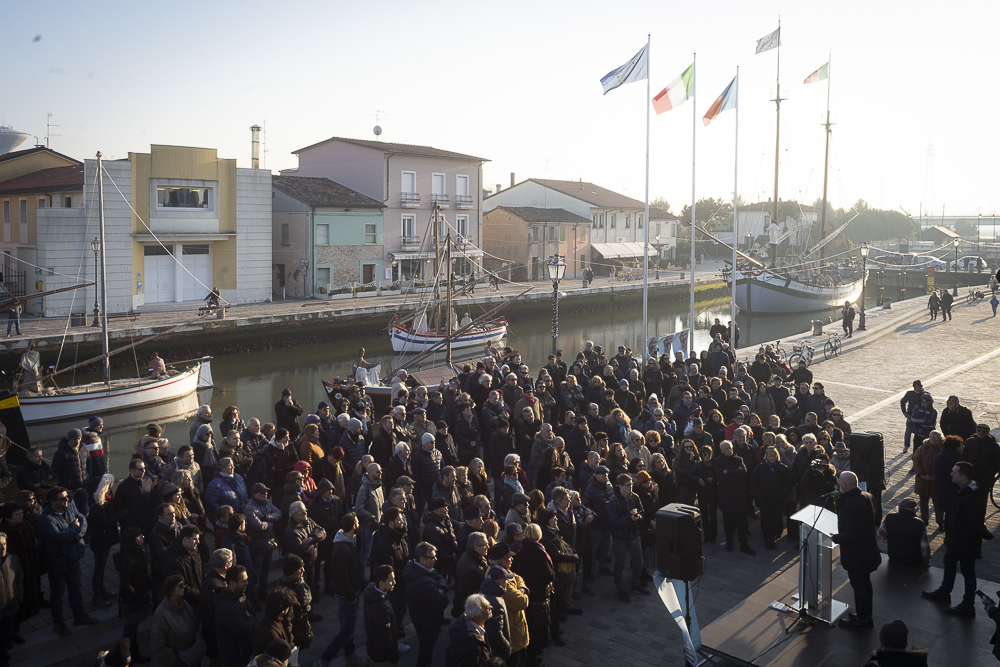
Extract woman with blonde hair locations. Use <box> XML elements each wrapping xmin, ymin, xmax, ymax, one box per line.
<box><xmin>561</xmin><ymin>374</ymin><xmax>585</xmax><ymax>414</ymax></box>
<box><xmin>511</xmin><ymin>523</ymin><xmax>555</xmax><ymax>661</ymax></box>
<box><xmin>605</xmin><ymin>408</ymin><xmax>631</xmax><ymax>445</ymax></box>
<box><xmin>88</xmin><ymin>473</ymin><xmax>119</xmax><ymax>608</ymax></box>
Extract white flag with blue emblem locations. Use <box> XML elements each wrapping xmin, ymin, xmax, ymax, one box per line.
<box><xmin>756</xmin><ymin>27</ymin><xmax>780</xmax><ymax>54</ymax></box>
<box><xmin>600</xmin><ymin>44</ymin><xmax>649</xmax><ymax>95</ymax></box>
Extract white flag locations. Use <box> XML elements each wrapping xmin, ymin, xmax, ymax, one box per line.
<box><xmin>756</xmin><ymin>27</ymin><xmax>780</xmax><ymax>54</ymax></box>
<box><xmin>600</xmin><ymin>43</ymin><xmax>649</xmax><ymax>95</ymax></box>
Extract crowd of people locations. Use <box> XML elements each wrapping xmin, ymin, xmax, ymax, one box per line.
<box><xmin>0</xmin><ymin>325</ymin><xmax>997</xmax><ymax>667</ymax></box>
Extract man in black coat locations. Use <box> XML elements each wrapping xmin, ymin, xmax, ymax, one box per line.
<box><xmin>750</xmin><ymin>449</ymin><xmax>793</xmax><ymax>549</ymax></box>
<box><xmin>214</xmin><ymin>565</ymin><xmax>256</xmax><ymax>667</ymax></box>
<box><xmin>900</xmin><ymin>380</ymin><xmax>924</xmax><ymax>452</ymax></box>
<box><xmin>200</xmin><ymin>548</ymin><xmax>231</xmax><ymax>660</ymax></box>
<box><xmin>831</xmin><ymin>472</ymin><xmax>882</xmax><ymax>628</ymax></box>
<box><xmin>316</xmin><ymin>513</ymin><xmax>367</xmax><ymax>667</ymax></box>
<box><xmin>715</xmin><ymin>442</ymin><xmax>755</xmax><ymax>555</ymax></box>
<box><xmin>940</xmin><ymin>396</ymin><xmax>976</xmax><ymax>441</ymax></box>
<box><xmin>163</xmin><ymin>525</ymin><xmax>204</xmax><ymax>608</ymax></box>
<box><xmin>114</xmin><ymin>459</ymin><xmax>155</xmax><ymax>535</ymax></box>
<box><xmin>447</xmin><ymin>594</ymin><xmax>493</xmax><ymax>667</ymax></box>
<box><xmin>274</xmin><ymin>388</ymin><xmax>304</xmax><ymax>441</ymax></box>
<box><xmin>403</xmin><ymin>542</ymin><xmax>450</xmax><ymax>667</ymax></box>
<box><xmin>369</xmin><ymin>508</ymin><xmax>410</xmax><ymax>633</ymax></box>
<box><xmin>961</xmin><ymin>425</ymin><xmax>1000</xmax><ymax>528</ymax></box>
<box><xmin>922</xmin><ymin>461</ymin><xmax>984</xmax><ymax>616</ymax></box>
<box><xmin>15</xmin><ymin>446</ymin><xmax>56</xmax><ymax>492</ymax></box>
<box><xmin>148</xmin><ymin>504</ymin><xmax>180</xmax><ymax>603</ymax></box>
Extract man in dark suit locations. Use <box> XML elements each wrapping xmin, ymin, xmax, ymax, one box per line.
<box><xmin>921</xmin><ymin>461</ymin><xmax>984</xmax><ymax>616</ymax></box>
<box><xmin>831</xmin><ymin>471</ymin><xmax>882</xmax><ymax>629</ymax></box>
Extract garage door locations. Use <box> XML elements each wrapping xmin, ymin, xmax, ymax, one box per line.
<box><xmin>181</xmin><ymin>245</ymin><xmax>212</xmax><ymax>301</ymax></box>
<box><xmin>144</xmin><ymin>245</ymin><xmax>175</xmax><ymax>303</ymax></box>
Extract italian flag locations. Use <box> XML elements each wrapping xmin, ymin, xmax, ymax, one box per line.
<box><xmin>652</xmin><ymin>63</ymin><xmax>694</xmax><ymax>115</ymax></box>
<box><xmin>803</xmin><ymin>62</ymin><xmax>829</xmax><ymax>84</ymax></box>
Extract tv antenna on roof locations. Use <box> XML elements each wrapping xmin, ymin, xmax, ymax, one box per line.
<box><xmin>374</xmin><ymin>110</ymin><xmax>388</xmax><ymax>138</ymax></box>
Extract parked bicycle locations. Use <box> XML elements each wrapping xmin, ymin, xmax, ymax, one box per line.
<box><xmin>823</xmin><ymin>333</ymin><xmax>843</xmax><ymax>361</ymax></box>
<box><xmin>967</xmin><ymin>289</ymin><xmax>986</xmax><ymax>305</ymax></box>
<box><xmin>787</xmin><ymin>342</ymin><xmax>816</xmax><ymax>368</ymax></box>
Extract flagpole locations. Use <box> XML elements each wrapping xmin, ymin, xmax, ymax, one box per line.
<box><xmin>689</xmin><ymin>53</ymin><xmax>697</xmax><ymax>357</ymax></box>
<box><xmin>731</xmin><ymin>67</ymin><xmax>739</xmax><ymax>347</ymax></box>
<box><xmin>642</xmin><ymin>33</ymin><xmax>650</xmax><ymax>363</ymax></box>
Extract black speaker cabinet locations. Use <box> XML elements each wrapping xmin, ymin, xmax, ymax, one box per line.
<box><xmin>656</xmin><ymin>503</ymin><xmax>705</xmax><ymax>582</ymax></box>
<box><xmin>849</xmin><ymin>431</ymin><xmax>886</xmax><ymax>522</ymax></box>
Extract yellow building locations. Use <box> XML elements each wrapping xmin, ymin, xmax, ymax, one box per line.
<box><xmin>32</xmin><ymin>144</ymin><xmax>272</xmax><ymax>317</ymax></box>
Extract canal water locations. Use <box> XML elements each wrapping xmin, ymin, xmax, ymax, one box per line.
<box><xmin>23</xmin><ymin>282</ymin><xmax>890</xmax><ymax>480</ymax></box>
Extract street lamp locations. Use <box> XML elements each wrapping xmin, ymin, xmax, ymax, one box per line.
<box><xmin>547</xmin><ymin>254</ymin><xmax>566</xmax><ymax>355</ymax></box>
<box><xmin>655</xmin><ymin>234</ymin><xmax>661</xmax><ymax>280</ymax></box>
<box><xmin>858</xmin><ymin>243</ymin><xmax>869</xmax><ymax>331</ymax></box>
<box><xmin>746</xmin><ymin>232</ymin><xmax>753</xmax><ymax>252</ymax></box>
<box><xmin>91</xmin><ymin>237</ymin><xmax>100</xmax><ymax>327</ymax></box>
<box><xmin>953</xmin><ymin>238</ymin><xmax>960</xmax><ymax>296</ymax></box>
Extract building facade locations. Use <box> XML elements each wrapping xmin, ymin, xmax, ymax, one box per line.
<box><xmin>37</xmin><ymin>145</ymin><xmax>271</xmax><ymax>317</ymax></box>
<box><xmin>271</xmin><ymin>175</ymin><xmax>384</xmax><ymax>297</ymax></box>
<box><xmin>0</xmin><ymin>147</ymin><xmax>84</xmax><ymax>314</ymax></box>
<box><xmin>482</xmin><ymin>206</ymin><xmax>591</xmax><ymax>281</ymax></box>
<box><xmin>281</xmin><ymin>136</ymin><xmax>487</xmax><ymax>282</ymax></box>
<box><xmin>483</xmin><ymin>178</ymin><xmax>676</xmax><ymax>274</ymax></box>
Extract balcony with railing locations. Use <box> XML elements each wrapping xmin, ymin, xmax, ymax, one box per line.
<box><xmin>401</xmin><ymin>192</ymin><xmax>421</xmax><ymax>208</ymax></box>
<box><xmin>430</xmin><ymin>193</ymin><xmax>450</xmax><ymax>206</ymax></box>
<box><xmin>455</xmin><ymin>194</ymin><xmax>474</xmax><ymax>209</ymax></box>
<box><xmin>401</xmin><ymin>235</ymin><xmax>422</xmax><ymax>250</ymax></box>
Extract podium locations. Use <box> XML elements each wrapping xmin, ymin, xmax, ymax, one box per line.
<box><xmin>790</xmin><ymin>503</ymin><xmax>849</xmax><ymax>625</ymax></box>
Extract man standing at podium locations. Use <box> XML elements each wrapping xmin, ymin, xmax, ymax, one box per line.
<box><xmin>831</xmin><ymin>471</ymin><xmax>881</xmax><ymax>629</ymax></box>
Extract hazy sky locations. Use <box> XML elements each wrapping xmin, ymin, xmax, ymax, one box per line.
<box><xmin>4</xmin><ymin>0</ymin><xmax>997</xmax><ymax>220</ymax></box>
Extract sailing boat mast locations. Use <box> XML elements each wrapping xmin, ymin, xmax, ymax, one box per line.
<box><xmin>770</xmin><ymin>17</ymin><xmax>785</xmax><ymax>245</ymax></box>
<box><xmin>445</xmin><ymin>233</ymin><xmax>452</xmax><ymax>367</ymax></box>
<box><xmin>819</xmin><ymin>55</ymin><xmax>832</xmax><ymax>262</ymax></box>
<box><xmin>433</xmin><ymin>204</ymin><xmax>441</xmax><ymax>329</ymax></box>
<box><xmin>95</xmin><ymin>152</ymin><xmax>110</xmax><ymax>386</ymax></box>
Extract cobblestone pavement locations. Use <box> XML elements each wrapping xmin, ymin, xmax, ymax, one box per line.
<box><xmin>24</xmin><ymin>286</ymin><xmax>1000</xmax><ymax>666</ymax></box>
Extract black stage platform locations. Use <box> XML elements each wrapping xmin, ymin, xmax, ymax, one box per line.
<box><xmin>700</xmin><ymin>555</ymin><xmax>997</xmax><ymax>666</ymax></box>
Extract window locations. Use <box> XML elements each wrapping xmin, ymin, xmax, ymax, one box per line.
<box><xmin>401</xmin><ymin>171</ymin><xmax>416</xmax><ymax>194</ymax></box>
<box><xmin>580</xmin><ymin>254</ymin><xmax>586</xmax><ymax>270</ymax></box>
<box><xmin>316</xmin><ymin>267</ymin><xmax>330</xmax><ymax>287</ymax></box>
<box><xmin>559</xmin><ymin>226</ymin><xmax>566</xmax><ymax>242</ymax></box>
<box><xmin>281</xmin><ymin>223</ymin><xmax>290</xmax><ymax>245</ymax></box>
<box><xmin>2</xmin><ymin>201</ymin><xmax>8</xmax><ymax>224</ymax></box>
<box><xmin>547</xmin><ymin>226</ymin><xmax>556</xmax><ymax>241</ymax></box>
<box><xmin>456</xmin><ymin>175</ymin><xmax>469</xmax><ymax>196</ymax></box>
<box><xmin>625</xmin><ymin>214</ymin><xmax>630</xmax><ymax>228</ymax></box>
<box><xmin>64</xmin><ymin>196</ymin><xmax>72</xmax><ymax>208</ymax></box>
<box><xmin>610</xmin><ymin>214</ymin><xmax>616</xmax><ymax>228</ymax></box>
<box><xmin>592</xmin><ymin>214</ymin><xmax>597</xmax><ymax>226</ymax></box>
<box><xmin>532</xmin><ymin>227</ymin><xmax>540</xmax><ymax>242</ymax></box>
<box><xmin>402</xmin><ymin>215</ymin><xmax>415</xmax><ymax>239</ymax></box>
<box><xmin>316</xmin><ymin>224</ymin><xmax>329</xmax><ymax>246</ymax></box>
<box><xmin>182</xmin><ymin>244</ymin><xmax>210</xmax><ymax>255</ymax></box>
<box><xmin>655</xmin><ymin>223</ymin><xmax>661</xmax><ymax>236</ymax></box>
<box><xmin>432</xmin><ymin>173</ymin><xmax>445</xmax><ymax>195</ymax></box>
<box><xmin>144</xmin><ymin>245</ymin><xmax>174</xmax><ymax>256</ymax></box>
<box><xmin>638</xmin><ymin>214</ymin><xmax>643</xmax><ymax>228</ymax></box>
<box><xmin>456</xmin><ymin>215</ymin><xmax>469</xmax><ymax>238</ymax></box>
<box><xmin>19</xmin><ymin>200</ymin><xmax>27</xmax><ymax>224</ymax></box>
<box><xmin>156</xmin><ymin>186</ymin><xmax>210</xmax><ymax>209</ymax></box>
<box><xmin>37</xmin><ymin>197</ymin><xmax>46</xmax><ymax>209</ymax></box>
<box><xmin>365</xmin><ymin>223</ymin><xmax>377</xmax><ymax>244</ymax></box>
<box><xmin>580</xmin><ymin>226</ymin><xmax>587</xmax><ymax>242</ymax></box>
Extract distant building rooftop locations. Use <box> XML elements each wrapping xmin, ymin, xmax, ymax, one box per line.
<box><xmin>292</xmin><ymin>136</ymin><xmax>488</xmax><ymax>162</ymax></box>
<box><xmin>271</xmin><ymin>175</ymin><xmax>383</xmax><ymax>208</ymax></box>
<box><xmin>0</xmin><ymin>164</ymin><xmax>85</xmax><ymax>196</ymax></box>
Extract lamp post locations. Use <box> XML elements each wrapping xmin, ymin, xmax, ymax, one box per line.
<box><xmin>91</xmin><ymin>237</ymin><xmax>100</xmax><ymax>327</ymax></box>
<box><xmin>952</xmin><ymin>238</ymin><xmax>960</xmax><ymax>296</ymax></box>
<box><xmin>547</xmin><ymin>254</ymin><xmax>566</xmax><ymax>355</ymax></box>
<box><xmin>655</xmin><ymin>234</ymin><xmax>661</xmax><ymax>280</ymax></box>
<box><xmin>746</xmin><ymin>232</ymin><xmax>752</xmax><ymax>252</ymax></box>
<box><xmin>858</xmin><ymin>243</ymin><xmax>869</xmax><ymax>331</ymax></box>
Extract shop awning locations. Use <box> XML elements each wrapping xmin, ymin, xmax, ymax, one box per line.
<box><xmin>591</xmin><ymin>242</ymin><xmax>657</xmax><ymax>259</ymax></box>
<box><xmin>390</xmin><ymin>251</ymin><xmax>436</xmax><ymax>260</ymax></box>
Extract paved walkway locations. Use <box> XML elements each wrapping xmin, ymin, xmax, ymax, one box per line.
<box><xmin>23</xmin><ymin>284</ymin><xmax>1000</xmax><ymax>666</ymax></box>
<box><xmin>2</xmin><ymin>264</ymin><xmax>725</xmax><ymax>354</ymax></box>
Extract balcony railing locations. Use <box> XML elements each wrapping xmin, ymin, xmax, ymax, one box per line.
<box><xmin>401</xmin><ymin>193</ymin><xmax>420</xmax><ymax>208</ymax></box>
<box><xmin>430</xmin><ymin>194</ymin><xmax>450</xmax><ymax>206</ymax></box>
<box><xmin>401</xmin><ymin>235</ymin><xmax>422</xmax><ymax>250</ymax></box>
<box><xmin>455</xmin><ymin>195</ymin><xmax>474</xmax><ymax>209</ymax></box>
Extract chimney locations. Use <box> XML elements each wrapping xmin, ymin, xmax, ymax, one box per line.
<box><xmin>510</xmin><ymin>173</ymin><xmax>515</xmax><ymax>187</ymax></box>
<box><xmin>250</xmin><ymin>125</ymin><xmax>261</xmax><ymax>169</ymax></box>
<box><xmin>496</xmin><ymin>184</ymin><xmax>502</xmax><ymax>194</ymax></box>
